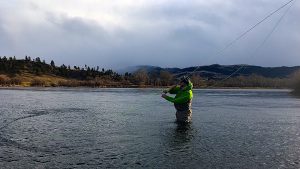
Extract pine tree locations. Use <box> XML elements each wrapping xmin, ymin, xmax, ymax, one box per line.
<box><xmin>50</xmin><ymin>60</ymin><xmax>55</xmax><ymax>67</ymax></box>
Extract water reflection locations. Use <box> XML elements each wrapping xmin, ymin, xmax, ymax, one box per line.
<box><xmin>174</xmin><ymin>122</ymin><xmax>193</xmax><ymax>144</ymax></box>
<box><xmin>163</xmin><ymin>122</ymin><xmax>194</xmax><ymax>152</ymax></box>
<box><xmin>158</xmin><ymin>122</ymin><xmax>195</xmax><ymax>168</ymax></box>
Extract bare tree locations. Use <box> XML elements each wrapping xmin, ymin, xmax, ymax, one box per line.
<box><xmin>291</xmin><ymin>70</ymin><xmax>300</xmax><ymax>93</ymax></box>
<box><xmin>190</xmin><ymin>74</ymin><xmax>205</xmax><ymax>87</ymax></box>
<box><xmin>160</xmin><ymin>70</ymin><xmax>173</xmax><ymax>86</ymax></box>
<box><xmin>133</xmin><ymin>69</ymin><xmax>149</xmax><ymax>85</ymax></box>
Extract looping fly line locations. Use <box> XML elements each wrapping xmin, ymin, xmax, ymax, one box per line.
<box><xmin>184</xmin><ymin>0</ymin><xmax>296</xmax><ymax>83</ymax></box>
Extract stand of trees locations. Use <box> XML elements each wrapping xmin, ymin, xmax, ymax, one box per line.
<box><xmin>214</xmin><ymin>75</ymin><xmax>291</xmax><ymax>88</ymax></box>
<box><xmin>0</xmin><ymin>56</ymin><xmax>296</xmax><ymax>88</ymax></box>
<box><xmin>0</xmin><ymin>56</ymin><xmax>124</xmax><ymax>87</ymax></box>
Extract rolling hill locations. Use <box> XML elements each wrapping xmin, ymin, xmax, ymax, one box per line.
<box><xmin>121</xmin><ymin>64</ymin><xmax>300</xmax><ymax>80</ymax></box>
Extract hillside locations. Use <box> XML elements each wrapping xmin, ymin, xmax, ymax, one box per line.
<box><xmin>1</xmin><ymin>56</ymin><xmax>299</xmax><ymax>88</ymax></box>
<box><xmin>123</xmin><ymin>64</ymin><xmax>300</xmax><ymax>80</ymax></box>
<box><xmin>0</xmin><ymin>56</ymin><xmax>126</xmax><ymax>87</ymax></box>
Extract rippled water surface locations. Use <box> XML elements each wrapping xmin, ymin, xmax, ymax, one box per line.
<box><xmin>0</xmin><ymin>88</ymin><xmax>300</xmax><ymax>169</ymax></box>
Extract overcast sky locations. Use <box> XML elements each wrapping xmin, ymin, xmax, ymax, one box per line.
<box><xmin>0</xmin><ymin>0</ymin><xmax>299</xmax><ymax>69</ymax></box>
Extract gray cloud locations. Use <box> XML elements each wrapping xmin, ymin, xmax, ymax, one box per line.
<box><xmin>0</xmin><ymin>0</ymin><xmax>299</xmax><ymax>68</ymax></box>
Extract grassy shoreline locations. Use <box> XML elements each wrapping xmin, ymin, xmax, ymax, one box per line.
<box><xmin>0</xmin><ymin>74</ymin><xmax>292</xmax><ymax>89</ymax></box>
<box><xmin>0</xmin><ymin>85</ymin><xmax>292</xmax><ymax>90</ymax></box>
<box><xmin>0</xmin><ymin>74</ymin><xmax>295</xmax><ymax>91</ymax></box>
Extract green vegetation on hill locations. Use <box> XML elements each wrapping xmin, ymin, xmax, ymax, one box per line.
<box><xmin>0</xmin><ymin>56</ymin><xmax>124</xmax><ymax>87</ymax></box>
<box><xmin>0</xmin><ymin>56</ymin><xmax>298</xmax><ymax>88</ymax></box>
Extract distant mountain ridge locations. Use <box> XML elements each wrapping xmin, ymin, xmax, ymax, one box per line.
<box><xmin>119</xmin><ymin>64</ymin><xmax>300</xmax><ymax>79</ymax></box>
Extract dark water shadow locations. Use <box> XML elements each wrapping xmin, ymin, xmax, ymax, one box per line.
<box><xmin>0</xmin><ymin>135</ymin><xmax>52</xmax><ymax>153</ymax></box>
<box><xmin>0</xmin><ymin>108</ymin><xmax>87</xmax><ymax>131</ymax></box>
<box><xmin>0</xmin><ymin>110</ymin><xmax>49</xmax><ymax>131</ymax></box>
<box><xmin>0</xmin><ymin>108</ymin><xmax>87</xmax><ymax>153</ymax></box>
<box><xmin>0</xmin><ymin>110</ymin><xmax>53</xmax><ymax>153</ymax></box>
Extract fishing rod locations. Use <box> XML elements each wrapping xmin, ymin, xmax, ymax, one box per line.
<box><xmin>208</xmin><ymin>0</ymin><xmax>296</xmax><ymax>87</ymax></box>
<box><xmin>183</xmin><ymin>0</ymin><xmax>296</xmax><ymax>83</ymax></box>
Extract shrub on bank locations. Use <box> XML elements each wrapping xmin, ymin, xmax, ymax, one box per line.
<box><xmin>0</xmin><ymin>75</ymin><xmax>10</xmax><ymax>86</ymax></box>
<box><xmin>10</xmin><ymin>77</ymin><xmax>22</xmax><ymax>85</ymax></box>
<box><xmin>0</xmin><ymin>75</ymin><xmax>22</xmax><ymax>86</ymax></box>
<box><xmin>31</xmin><ymin>78</ymin><xmax>46</xmax><ymax>86</ymax></box>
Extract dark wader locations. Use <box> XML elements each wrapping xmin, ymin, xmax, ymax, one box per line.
<box><xmin>174</xmin><ymin>100</ymin><xmax>192</xmax><ymax>123</ymax></box>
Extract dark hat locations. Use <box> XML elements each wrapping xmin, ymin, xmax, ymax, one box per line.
<box><xmin>180</xmin><ymin>76</ymin><xmax>190</xmax><ymax>84</ymax></box>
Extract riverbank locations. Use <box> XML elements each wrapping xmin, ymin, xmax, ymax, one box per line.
<box><xmin>0</xmin><ymin>85</ymin><xmax>292</xmax><ymax>90</ymax></box>
<box><xmin>0</xmin><ymin>73</ymin><xmax>135</xmax><ymax>88</ymax></box>
<box><xmin>0</xmin><ymin>71</ymin><xmax>296</xmax><ymax>89</ymax></box>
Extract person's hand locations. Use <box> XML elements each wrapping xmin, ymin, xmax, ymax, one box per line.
<box><xmin>161</xmin><ymin>94</ymin><xmax>167</xmax><ymax>99</ymax></box>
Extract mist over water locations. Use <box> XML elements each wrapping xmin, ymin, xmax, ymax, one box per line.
<box><xmin>0</xmin><ymin>88</ymin><xmax>300</xmax><ymax>168</ymax></box>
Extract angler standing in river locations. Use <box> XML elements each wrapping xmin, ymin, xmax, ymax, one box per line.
<box><xmin>162</xmin><ymin>76</ymin><xmax>193</xmax><ymax>123</ymax></box>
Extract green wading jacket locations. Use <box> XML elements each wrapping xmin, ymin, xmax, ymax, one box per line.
<box><xmin>164</xmin><ymin>81</ymin><xmax>193</xmax><ymax>111</ymax></box>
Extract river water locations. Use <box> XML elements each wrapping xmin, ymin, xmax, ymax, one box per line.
<box><xmin>0</xmin><ymin>88</ymin><xmax>300</xmax><ymax>169</ymax></box>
